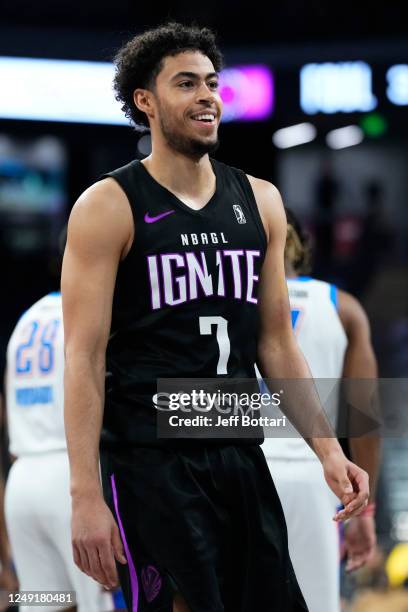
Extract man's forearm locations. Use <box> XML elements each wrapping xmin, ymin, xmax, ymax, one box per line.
<box><xmin>257</xmin><ymin>340</ymin><xmax>344</xmax><ymax>461</ymax></box>
<box><xmin>344</xmin><ymin>379</ymin><xmax>381</xmax><ymax>503</ymax></box>
<box><xmin>64</xmin><ymin>353</ymin><xmax>105</xmax><ymax>499</ymax></box>
<box><xmin>349</xmin><ymin>437</ymin><xmax>381</xmax><ymax>502</ymax></box>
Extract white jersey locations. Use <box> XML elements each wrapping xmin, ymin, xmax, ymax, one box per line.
<box><xmin>261</xmin><ymin>277</ymin><xmax>347</xmax><ymax>460</ymax></box>
<box><xmin>6</xmin><ymin>293</ymin><xmax>66</xmax><ymax>456</ymax></box>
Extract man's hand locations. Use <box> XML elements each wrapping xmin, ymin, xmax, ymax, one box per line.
<box><xmin>343</xmin><ymin>515</ymin><xmax>376</xmax><ymax>572</ymax></box>
<box><xmin>72</xmin><ymin>494</ymin><xmax>127</xmax><ymax>589</ymax></box>
<box><xmin>322</xmin><ymin>450</ymin><xmax>369</xmax><ymax>521</ymax></box>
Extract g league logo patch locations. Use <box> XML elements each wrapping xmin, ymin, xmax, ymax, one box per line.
<box><xmin>233</xmin><ymin>204</ymin><xmax>246</xmax><ymax>224</ymax></box>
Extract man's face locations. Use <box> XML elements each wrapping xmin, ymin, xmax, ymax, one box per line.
<box><xmin>152</xmin><ymin>51</ymin><xmax>223</xmax><ymax>158</ymax></box>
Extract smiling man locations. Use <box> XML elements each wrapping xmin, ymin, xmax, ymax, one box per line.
<box><xmin>62</xmin><ymin>23</ymin><xmax>369</xmax><ymax>612</ymax></box>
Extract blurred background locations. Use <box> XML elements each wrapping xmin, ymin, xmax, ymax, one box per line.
<box><xmin>0</xmin><ymin>2</ymin><xmax>407</xmax><ymax>610</ymax></box>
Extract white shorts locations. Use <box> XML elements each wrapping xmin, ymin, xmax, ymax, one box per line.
<box><xmin>266</xmin><ymin>457</ymin><xmax>341</xmax><ymax>612</ymax></box>
<box><xmin>5</xmin><ymin>452</ymin><xmax>114</xmax><ymax>612</ymax></box>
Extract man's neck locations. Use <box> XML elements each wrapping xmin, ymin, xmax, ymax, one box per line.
<box><xmin>141</xmin><ymin>144</ymin><xmax>215</xmax><ymax>200</ymax></box>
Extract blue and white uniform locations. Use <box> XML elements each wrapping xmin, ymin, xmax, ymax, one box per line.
<box><xmin>261</xmin><ymin>277</ymin><xmax>347</xmax><ymax>612</ymax></box>
<box><xmin>5</xmin><ymin>293</ymin><xmax>113</xmax><ymax>612</ymax></box>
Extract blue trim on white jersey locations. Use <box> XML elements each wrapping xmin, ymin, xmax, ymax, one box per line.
<box><xmin>330</xmin><ymin>284</ymin><xmax>338</xmax><ymax>310</ymax></box>
<box><xmin>16</xmin><ymin>292</ymin><xmax>61</xmax><ymax>324</ymax></box>
<box><xmin>287</xmin><ymin>276</ymin><xmax>312</xmax><ymax>282</ymax></box>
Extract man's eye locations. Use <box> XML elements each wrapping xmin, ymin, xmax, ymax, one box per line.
<box><xmin>179</xmin><ymin>81</ymin><xmax>193</xmax><ymax>88</ymax></box>
<box><xmin>209</xmin><ymin>81</ymin><xmax>219</xmax><ymax>90</ymax></box>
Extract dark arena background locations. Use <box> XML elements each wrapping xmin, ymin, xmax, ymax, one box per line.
<box><xmin>0</xmin><ymin>3</ymin><xmax>407</xmax><ymax>611</ymax></box>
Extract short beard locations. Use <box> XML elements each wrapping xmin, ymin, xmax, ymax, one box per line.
<box><xmin>158</xmin><ymin>110</ymin><xmax>219</xmax><ymax>160</ymax></box>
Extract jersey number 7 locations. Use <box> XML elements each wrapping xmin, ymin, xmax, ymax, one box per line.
<box><xmin>199</xmin><ymin>316</ymin><xmax>230</xmax><ymax>375</ymax></box>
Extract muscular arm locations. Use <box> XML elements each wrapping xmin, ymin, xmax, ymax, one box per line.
<box><xmin>338</xmin><ymin>291</ymin><xmax>381</xmax><ymax>570</ymax></box>
<box><xmin>338</xmin><ymin>290</ymin><xmax>381</xmax><ymax>502</ymax></box>
<box><xmin>249</xmin><ymin>176</ymin><xmax>369</xmax><ymax>518</ymax></box>
<box><xmin>62</xmin><ymin>178</ymin><xmax>132</xmax><ymax>586</ymax></box>
<box><xmin>62</xmin><ymin>178</ymin><xmax>132</xmax><ymax>498</ymax></box>
<box><xmin>252</xmin><ymin>178</ymin><xmax>342</xmax><ymax>458</ymax></box>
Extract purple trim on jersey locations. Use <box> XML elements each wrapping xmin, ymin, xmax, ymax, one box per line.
<box><xmin>215</xmin><ymin>250</ymin><xmax>226</xmax><ymax>297</ymax></box>
<box><xmin>160</xmin><ymin>253</ymin><xmax>187</xmax><ymax>307</ymax></box>
<box><xmin>110</xmin><ymin>474</ymin><xmax>139</xmax><ymax>612</ymax></box>
<box><xmin>246</xmin><ymin>250</ymin><xmax>261</xmax><ymax>304</ymax></box>
<box><xmin>185</xmin><ymin>251</ymin><xmax>213</xmax><ymax>301</ymax></box>
<box><xmin>223</xmin><ymin>250</ymin><xmax>244</xmax><ymax>300</ymax></box>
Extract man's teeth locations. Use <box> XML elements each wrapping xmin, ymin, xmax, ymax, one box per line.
<box><xmin>193</xmin><ymin>114</ymin><xmax>215</xmax><ymax>121</ymax></box>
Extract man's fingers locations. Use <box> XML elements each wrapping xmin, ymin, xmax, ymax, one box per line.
<box><xmin>334</xmin><ymin>509</ymin><xmax>348</xmax><ymax>521</ymax></box>
<box><xmin>88</xmin><ymin>546</ymin><xmax>111</xmax><ymax>587</ymax></box>
<box><xmin>346</xmin><ymin>547</ymin><xmax>372</xmax><ymax>572</ymax></box>
<box><xmin>341</xmin><ymin>476</ymin><xmax>354</xmax><ymax>495</ymax></box>
<box><xmin>112</xmin><ymin>524</ymin><xmax>127</xmax><ymax>565</ymax></box>
<box><xmin>344</xmin><ymin>494</ymin><xmax>369</xmax><ymax>517</ymax></box>
<box><xmin>336</xmin><ymin>503</ymin><xmax>365</xmax><ymax>521</ymax></box>
<box><xmin>339</xmin><ymin>468</ymin><xmax>369</xmax><ymax>518</ymax></box>
<box><xmin>72</xmin><ymin>543</ymin><xmax>81</xmax><ymax>569</ymax></box>
<box><xmin>351</xmin><ymin>463</ymin><xmax>369</xmax><ymax>486</ymax></box>
<box><xmin>77</xmin><ymin>544</ymin><xmax>92</xmax><ymax>576</ymax></box>
<box><xmin>339</xmin><ymin>493</ymin><xmax>356</xmax><ymax>513</ymax></box>
<box><xmin>74</xmin><ymin>538</ymin><xmax>119</xmax><ymax>589</ymax></box>
<box><xmin>330</xmin><ymin>469</ymin><xmax>356</xmax><ymax>507</ymax></box>
<box><xmin>346</xmin><ymin>556</ymin><xmax>365</xmax><ymax>572</ymax></box>
<box><xmin>348</xmin><ymin>465</ymin><xmax>370</xmax><ymax>499</ymax></box>
<box><xmin>98</xmin><ymin>541</ymin><xmax>120</xmax><ymax>588</ymax></box>
<box><xmin>334</xmin><ymin>504</ymin><xmax>364</xmax><ymax>520</ymax></box>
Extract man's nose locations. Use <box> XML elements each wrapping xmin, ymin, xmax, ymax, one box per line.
<box><xmin>196</xmin><ymin>82</ymin><xmax>217</xmax><ymax>104</ymax></box>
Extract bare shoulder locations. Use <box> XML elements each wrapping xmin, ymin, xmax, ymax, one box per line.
<box><xmin>246</xmin><ymin>175</ymin><xmax>286</xmax><ymax>242</ymax></box>
<box><xmin>337</xmin><ymin>289</ymin><xmax>370</xmax><ymax>335</ymax></box>
<box><xmin>68</xmin><ymin>177</ymin><xmax>133</xmax><ymax>258</ymax></box>
<box><xmin>246</xmin><ymin>175</ymin><xmax>282</xmax><ymax>203</ymax></box>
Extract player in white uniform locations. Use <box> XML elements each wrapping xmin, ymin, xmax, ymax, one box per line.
<box><xmin>4</xmin><ymin>292</ymin><xmax>114</xmax><ymax>612</ymax></box>
<box><xmin>261</xmin><ymin>209</ymin><xmax>380</xmax><ymax>612</ymax></box>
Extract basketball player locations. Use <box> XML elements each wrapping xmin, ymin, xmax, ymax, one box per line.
<box><xmin>261</xmin><ymin>209</ymin><xmax>380</xmax><ymax>612</ymax></box>
<box><xmin>4</xmin><ymin>292</ymin><xmax>114</xmax><ymax>612</ymax></box>
<box><xmin>62</xmin><ymin>23</ymin><xmax>369</xmax><ymax>612</ymax></box>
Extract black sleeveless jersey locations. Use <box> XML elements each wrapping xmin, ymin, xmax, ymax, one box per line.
<box><xmin>101</xmin><ymin>158</ymin><xmax>267</xmax><ymax>448</ymax></box>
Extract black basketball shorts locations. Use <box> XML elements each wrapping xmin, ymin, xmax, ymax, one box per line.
<box><xmin>100</xmin><ymin>444</ymin><xmax>308</xmax><ymax>612</ymax></box>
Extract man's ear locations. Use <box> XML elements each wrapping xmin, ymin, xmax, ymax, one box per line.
<box><xmin>133</xmin><ymin>89</ymin><xmax>155</xmax><ymax>121</ymax></box>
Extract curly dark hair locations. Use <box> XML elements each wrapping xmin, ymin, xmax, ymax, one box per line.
<box><xmin>113</xmin><ymin>22</ymin><xmax>224</xmax><ymax>129</ymax></box>
<box><xmin>284</xmin><ymin>207</ymin><xmax>312</xmax><ymax>274</ymax></box>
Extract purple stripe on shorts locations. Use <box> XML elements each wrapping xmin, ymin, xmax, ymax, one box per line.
<box><xmin>110</xmin><ymin>473</ymin><xmax>139</xmax><ymax>612</ymax></box>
